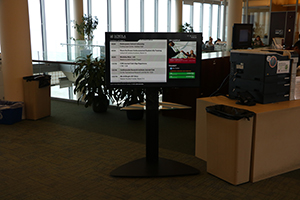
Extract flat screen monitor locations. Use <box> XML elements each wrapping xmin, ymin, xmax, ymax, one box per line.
<box><xmin>232</xmin><ymin>23</ymin><xmax>253</xmax><ymax>49</ymax></box>
<box><xmin>105</xmin><ymin>32</ymin><xmax>202</xmax><ymax>88</ymax></box>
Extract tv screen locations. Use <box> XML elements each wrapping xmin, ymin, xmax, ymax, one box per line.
<box><xmin>105</xmin><ymin>32</ymin><xmax>202</xmax><ymax>88</ymax></box>
<box><xmin>232</xmin><ymin>24</ymin><xmax>253</xmax><ymax>49</ymax></box>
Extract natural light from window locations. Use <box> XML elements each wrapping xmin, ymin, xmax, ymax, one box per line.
<box><xmin>129</xmin><ymin>0</ymin><xmax>141</xmax><ymax>32</ymax></box>
<box><xmin>111</xmin><ymin>0</ymin><xmax>125</xmax><ymax>32</ymax></box>
<box><xmin>44</xmin><ymin>0</ymin><xmax>67</xmax><ymax>61</ymax></box>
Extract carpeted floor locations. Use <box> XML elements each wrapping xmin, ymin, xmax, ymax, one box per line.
<box><xmin>1</xmin><ymin>99</ymin><xmax>300</xmax><ymax>199</ymax></box>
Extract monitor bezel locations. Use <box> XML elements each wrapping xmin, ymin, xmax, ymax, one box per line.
<box><xmin>232</xmin><ymin>23</ymin><xmax>253</xmax><ymax>50</ymax></box>
<box><xmin>105</xmin><ymin>32</ymin><xmax>202</xmax><ymax>88</ymax></box>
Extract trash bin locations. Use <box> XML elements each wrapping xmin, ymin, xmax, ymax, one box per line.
<box><xmin>23</xmin><ymin>74</ymin><xmax>51</xmax><ymax>120</ymax></box>
<box><xmin>205</xmin><ymin>104</ymin><xmax>255</xmax><ymax>185</ymax></box>
<box><xmin>0</xmin><ymin>101</ymin><xmax>24</xmax><ymax>124</ymax></box>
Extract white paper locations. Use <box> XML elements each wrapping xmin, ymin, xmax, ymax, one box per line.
<box><xmin>277</xmin><ymin>60</ymin><xmax>290</xmax><ymax>74</ymax></box>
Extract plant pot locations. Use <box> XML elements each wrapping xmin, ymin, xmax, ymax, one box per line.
<box><xmin>126</xmin><ymin>110</ymin><xmax>144</xmax><ymax>120</ymax></box>
<box><xmin>92</xmin><ymin>96</ymin><xmax>109</xmax><ymax>113</ymax></box>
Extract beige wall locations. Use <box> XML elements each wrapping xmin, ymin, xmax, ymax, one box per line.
<box><xmin>0</xmin><ymin>0</ymin><xmax>33</xmax><ymax>101</ymax></box>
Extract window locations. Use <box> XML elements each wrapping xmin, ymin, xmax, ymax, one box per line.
<box><xmin>193</xmin><ymin>2</ymin><xmax>201</xmax><ymax>33</ymax></box>
<box><xmin>182</xmin><ymin>4</ymin><xmax>191</xmax><ymax>25</ymax></box>
<box><xmin>158</xmin><ymin>0</ymin><xmax>168</xmax><ymax>32</ymax></box>
<box><xmin>144</xmin><ymin>0</ymin><xmax>155</xmax><ymax>32</ymax></box>
<box><xmin>202</xmin><ymin>3</ymin><xmax>211</xmax><ymax>42</ymax></box>
<box><xmin>220</xmin><ymin>4</ymin><xmax>224</xmax><ymax>41</ymax></box>
<box><xmin>111</xmin><ymin>0</ymin><xmax>125</xmax><ymax>31</ymax></box>
<box><xmin>128</xmin><ymin>0</ymin><xmax>141</xmax><ymax>32</ymax></box>
<box><xmin>28</xmin><ymin>0</ymin><xmax>230</xmax><ymax>63</ymax></box>
<box><xmin>28</xmin><ymin>0</ymin><xmax>43</xmax><ymax>60</ymax></box>
<box><xmin>91</xmin><ymin>0</ymin><xmax>107</xmax><ymax>45</ymax></box>
<box><xmin>44</xmin><ymin>0</ymin><xmax>67</xmax><ymax>61</ymax></box>
<box><xmin>170</xmin><ymin>0</ymin><xmax>176</xmax><ymax>32</ymax></box>
<box><xmin>212</xmin><ymin>4</ymin><xmax>219</xmax><ymax>42</ymax></box>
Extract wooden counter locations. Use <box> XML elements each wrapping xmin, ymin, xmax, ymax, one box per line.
<box><xmin>196</xmin><ymin>96</ymin><xmax>300</xmax><ymax>182</ymax></box>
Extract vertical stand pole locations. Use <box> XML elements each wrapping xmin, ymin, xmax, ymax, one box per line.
<box><xmin>110</xmin><ymin>87</ymin><xmax>199</xmax><ymax>177</ymax></box>
<box><xmin>146</xmin><ymin>88</ymin><xmax>159</xmax><ymax>162</ymax></box>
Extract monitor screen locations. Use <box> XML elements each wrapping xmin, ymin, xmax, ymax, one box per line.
<box><xmin>105</xmin><ymin>32</ymin><xmax>202</xmax><ymax>88</ymax></box>
<box><xmin>239</xmin><ymin>29</ymin><xmax>249</xmax><ymax>42</ymax></box>
<box><xmin>232</xmin><ymin>24</ymin><xmax>253</xmax><ymax>49</ymax></box>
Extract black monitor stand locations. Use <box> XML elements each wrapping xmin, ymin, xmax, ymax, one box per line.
<box><xmin>110</xmin><ymin>88</ymin><xmax>200</xmax><ymax>177</ymax></box>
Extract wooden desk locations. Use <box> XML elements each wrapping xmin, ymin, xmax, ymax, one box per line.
<box><xmin>120</xmin><ymin>101</ymin><xmax>191</xmax><ymax>110</ymax></box>
<box><xmin>196</xmin><ymin>96</ymin><xmax>300</xmax><ymax>182</ymax></box>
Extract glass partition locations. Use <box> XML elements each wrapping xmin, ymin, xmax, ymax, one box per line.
<box><xmin>243</xmin><ymin>0</ymin><xmax>271</xmax><ymax>46</ymax></box>
<box><xmin>270</xmin><ymin>0</ymin><xmax>298</xmax><ymax>48</ymax></box>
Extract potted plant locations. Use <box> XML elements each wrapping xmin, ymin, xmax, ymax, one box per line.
<box><xmin>73</xmin><ymin>14</ymin><xmax>98</xmax><ymax>43</ymax></box>
<box><xmin>73</xmin><ymin>53</ymin><xmax>110</xmax><ymax>113</ymax></box>
<box><xmin>72</xmin><ymin>15</ymin><xmax>98</xmax><ymax>57</ymax></box>
<box><xmin>179</xmin><ymin>22</ymin><xmax>194</xmax><ymax>33</ymax></box>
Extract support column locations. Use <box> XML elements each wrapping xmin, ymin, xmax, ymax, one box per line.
<box><xmin>226</xmin><ymin>0</ymin><xmax>243</xmax><ymax>50</ymax></box>
<box><xmin>175</xmin><ymin>0</ymin><xmax>183</xmax><ymax>32</ymax></box>
<box><xmin>0</xmin><ymin>19</ymin><xmax>3</xmax><ymax>100</ymax></box>
<box><xmin>0</xmin><ymin>0</ymin><xmax>33</xmax><ymax>101</ymax></box>
<box><xmin>0</xmin><ymin>22</ymin><xmax>1</xmax><ymax>52</ymax></box>
<box><xmin>73</xmin><ymin>0</ymin><xmax>84</xmax><ymax>40</ymax></box>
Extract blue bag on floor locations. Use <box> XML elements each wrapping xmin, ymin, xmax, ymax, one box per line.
<box><xmin>0</xmin><ymin>101</ymin><xmax>24</xmax><ymax>125</ymax></box>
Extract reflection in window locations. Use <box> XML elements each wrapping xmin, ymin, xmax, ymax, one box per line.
<box><xmin>28</xmin><ymin>0</ymin><xmax>43</xmax><ymax>60</ymax></box>
<box><xmin>129</xmin><ymin>0</ymin><xmax>141</xmax><ymax>32</ymax></box>
<box><xmin>249</xmin><ymin>8</ymin><xmax>270</xmax><ymax>45</ymax></box>
<box><xmin>44</xmin><ymin>0</ymin><xmax>67</xmax><ymax>61</ymax></box>
<box><xmin>145</xmin><ymin>0</ymin><xmax>155</xmax><ymax>32</ymax></box>
<box><xmin>111</xmin><ymin>0</ymin><xmax>125</xmax><ymax>32</ymax></box>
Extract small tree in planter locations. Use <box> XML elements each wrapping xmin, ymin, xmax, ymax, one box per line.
<box><xmin>73</xmin><ymin>54</ymin><xmax>110</xmax><ymax>113</ymax></box>
<box><xmin>179</xmin><ymin>22</ymin><xmax>194</xmax><ymax>33</ymax></box>
<box><xmin>73</xmin><ymin>14</ymin><xmax>98</xmax><ymax>44</ymax></box>
<box><xmin>72</xmin><ymin>15</ymin><xmax>98</xmax><ymax>58</ymax></box>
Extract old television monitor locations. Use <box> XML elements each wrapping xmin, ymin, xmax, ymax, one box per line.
<box><xmin>232</xmin><ymin>23</ymin><xmax>253</xmax><ymax>49</ymax></box>
<box><xmin>105</xmin><ymin>32</ymin><xmax>202</xmax><ymax>88</ymax></box>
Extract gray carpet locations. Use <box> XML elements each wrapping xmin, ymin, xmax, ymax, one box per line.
<box><xmin>43</xmin><ymin>99</ymin><xmax>196</xmax><ymax>156</ymax></box>
<box><xmin>1</xmin><ymin>99</ymin><xmax>300</xmax><ymax>199</ymax></box>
